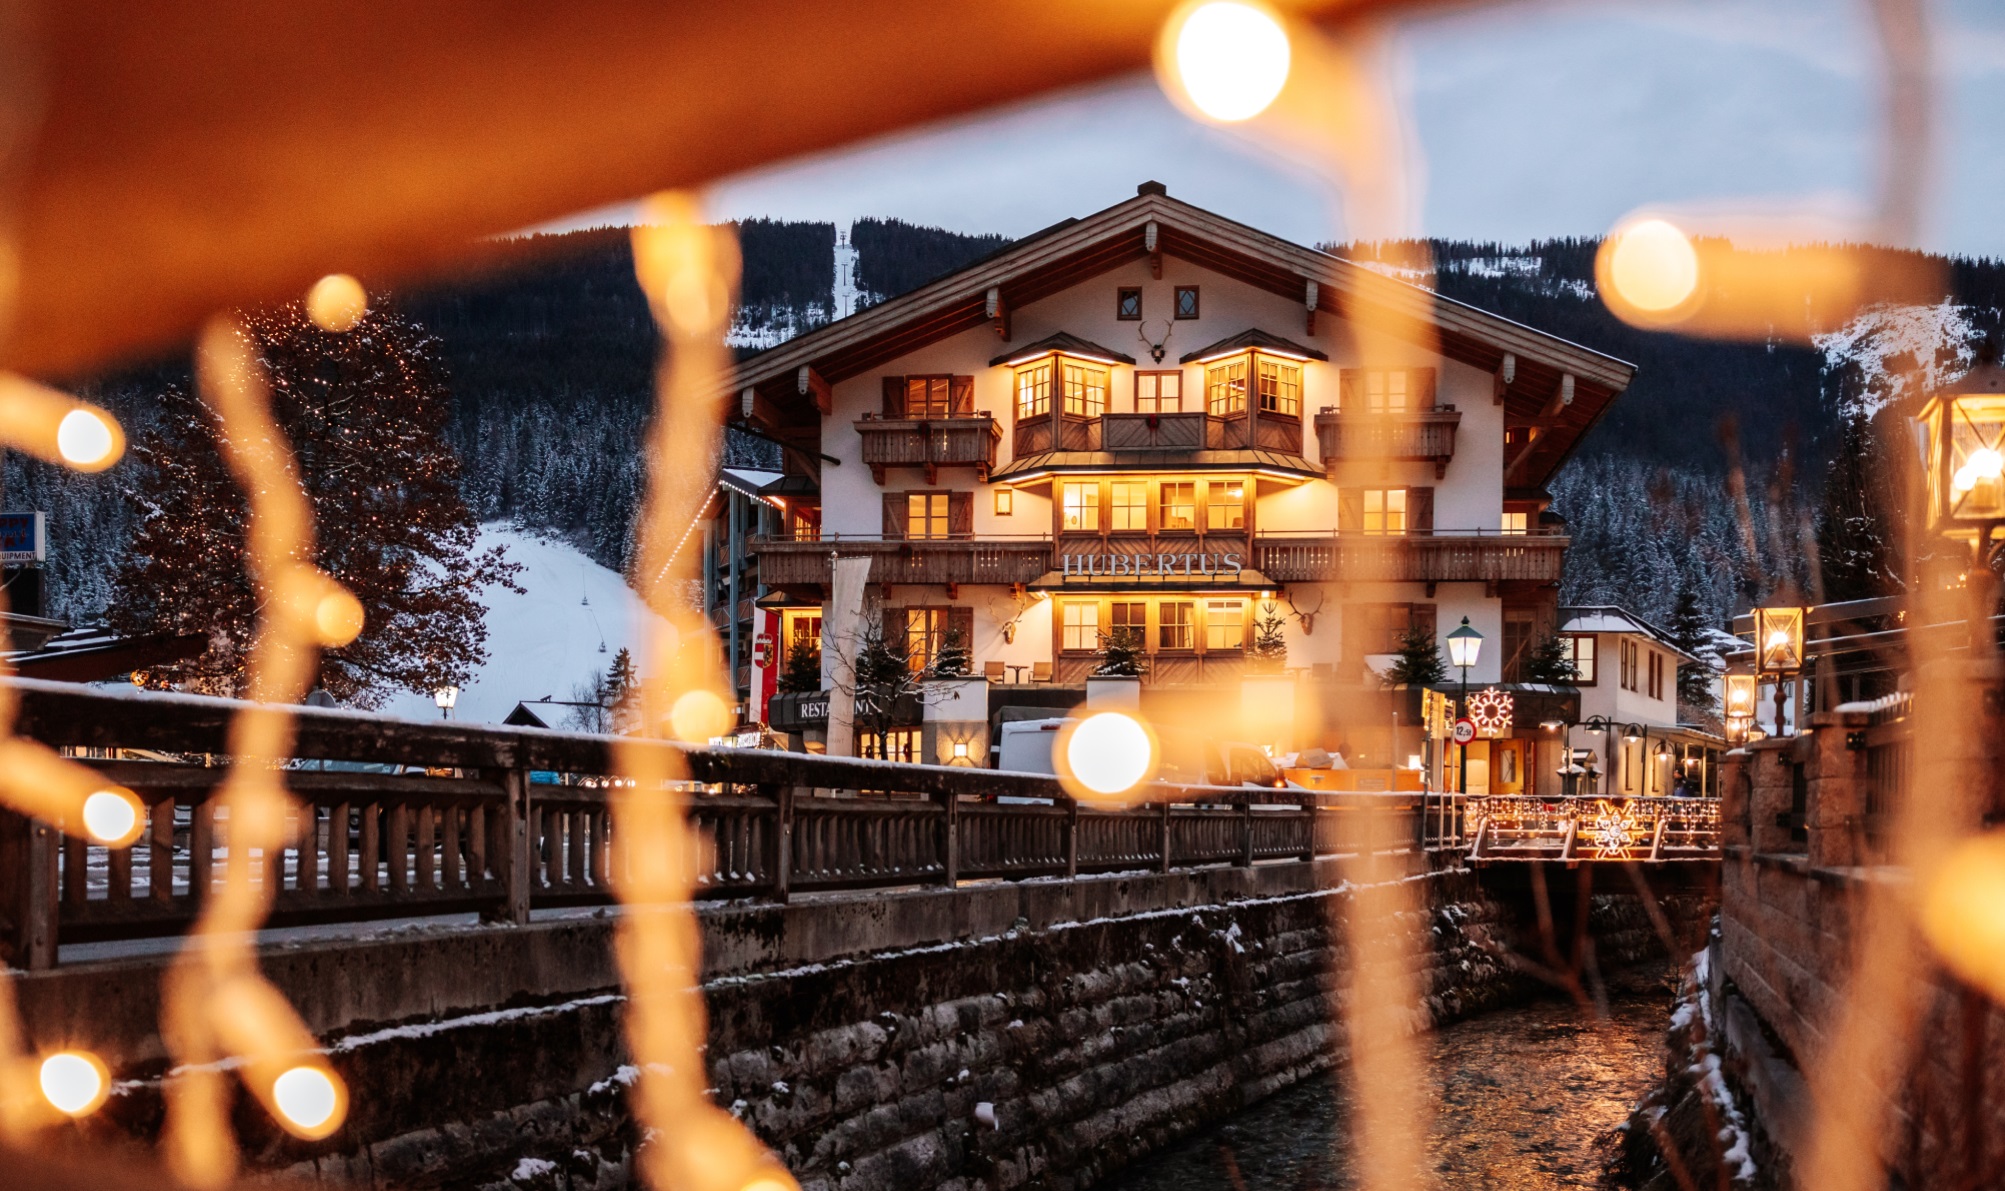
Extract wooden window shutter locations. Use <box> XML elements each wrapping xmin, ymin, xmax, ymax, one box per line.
<box><xmin>1410</xmin><ymin>603</ymin><xmax>1438</xmax><ymax>640</ymax></box>
<box><xmin>950</xmin><ymin>375</ymin><xmax>975</xmax><ymax>415</ymax></box>
<box><xmin>882</xmin><ymin>494</ymin><xmax>904</xmax><ymax>539</ymax></box>
<box><xmin>1339</xmin><ymin>369</ymin><xmax>1360</xmax><ymax>412</ymax></box>
<box><xmin>949</xmin><ymin>606</ymin><xmax>974</xmax><ymax>645</ymax></box>
<box><xmin>1406</xmin><ymin>486</ymin><xmax>1435</xmax><ymax>533</ymax></box>
<box><xmin>882</xmin><ymin>376</ymin><xmax>904</xmax><ymax>417</ymax></box>
<box><xmin>1338</xmin><ymin>488</ymin><xmax>1364</xmax><ymax>533</ymax></box>
<box><xmin>1411</xmin><ymin>368</ymin><xmax>1438</xmax><ymax>409</ymax></box>
<box><xmin>949</xmin><ymin>492</ymin><xmax>974</xmax><ymax>537</ymax></box>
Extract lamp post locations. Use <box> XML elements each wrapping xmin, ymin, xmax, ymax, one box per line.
<box><xmin>1580</xmin><ymin>715</ymin><xmax>1642</xmax><ymax>796</ymax></box>
<box><xmin>1753</xmin><ymin>605</ymin><xmax>1805</xmax><ymax>736</ymax></box>
<box><xmin>1723</xmin><ymin>671</ymin><xmax>1758</xmax><ymax>746</ymax></box>
<box><xmin>1446</xmin><ymin>617</ymin><xmax>1483</xmax><ymax>795</ymax></box>
<box><xmin>433</xmin><ymin>684</ymin><xmax>459</xmax><ymax>721</ymax></box>
<box><xmin>1912</xmin><ymin>345</ymin><xmax>2005</xmax><ymax>649</ymax></box>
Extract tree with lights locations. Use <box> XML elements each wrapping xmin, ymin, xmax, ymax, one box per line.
<box><xmin>110</xmin><ymin>304</ymin><xmax>519</xmax><ymax>707</ymax></box>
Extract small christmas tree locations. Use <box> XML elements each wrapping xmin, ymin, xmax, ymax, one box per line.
<box><xmin>1665</xmin><ymin>583</ymin><xmax>1719</xmax><ymax>713</ymax></box>
<box><xmin>1248</xmin><ymin>601</ymin><xmax>1288</xmax><ymax>674</ymax></box>
<box><xmin>850</xmin><ymin>622</ymin><xmax>922</xmax><ymax>756</ymax></box>
<box><xmin>1093</xmin><ymin>627</ymin><xmax>1147</xmax><ymax>677</ymax></box>
<box><xmin>779</xmin><ymin>635</ymin><xmax>822</xmax><ymax>693</ymax></box>
<box><xmin>1386</xmin><ymin>624</ymin><xmax>1446</xmax><ymax>686</ymax></box>
<box><xmin>930</xmin><ymin>627</ymin><xmax>972</xmax><ymax>678</ymax></box>
<box><xmin>1522</xmin><ymin>635</ymin><xmax>1579</xmax><ymax>684</ymax></box>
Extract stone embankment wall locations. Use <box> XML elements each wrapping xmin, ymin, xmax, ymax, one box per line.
<box><xmin>19</xmin><ymin>860</ymin><xmax>1700</xmax><ymax>1190</ymax></box>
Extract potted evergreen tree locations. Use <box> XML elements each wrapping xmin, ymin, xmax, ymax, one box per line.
<box><xmin>1240</xmin><ymin>601</ymin><xmax>1296</xmax><ymax>752</ymax></box>
<box><xmin>1086</xmin><ymin>626</ymin><xmax>1146</xmax><ymax>710</ymax></box>
<box><xmin>1247</xmin><ymin>601</ymin><xmax>1289</xmax><ymax>675</ymax></box>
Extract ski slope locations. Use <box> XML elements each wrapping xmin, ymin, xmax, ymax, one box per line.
<box><xmin>379</xmin><ymin>524</ymin><xmax>673</xmax><ymax>726</ymax></box>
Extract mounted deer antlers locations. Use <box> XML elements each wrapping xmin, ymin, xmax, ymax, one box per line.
<box><xmin>1137</xmin><ymin>318</ymin><xmax>1172</xmax><ymax>364</ymax></box>
<box><xmin>1284</xmin><ymin>587</ymin><xmax>1327</xmax><ymax>635</ymax></box>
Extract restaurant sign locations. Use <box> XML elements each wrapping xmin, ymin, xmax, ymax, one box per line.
<box><xmin>1059</xmin><ymin>551</ymin><xmax>1243</xmax><ymax>581</ymax></box>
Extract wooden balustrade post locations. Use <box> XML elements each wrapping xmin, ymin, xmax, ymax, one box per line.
<box><xmin>1239</xmin><ymin>794</ymin><xmax>1255</xmax><ymax>867</ymax></box>
<box><xmin>936</xmin><ymin>790</ymin><xmax>960</xmax><ymax>887</ymax></box>
<box><xmin>1063</xmin><ymin>796</ymin><xmax>1079</xmax><ymax>880</ymax></box>
<box><xmin>484</xmin><ymin>766</ymin><xmax>532</xmax><ymax>925</ymax></box>
<box><xmin>769</xmin><ymin>784</ymin><xmax>794</xmax><ymax>904</ymax></box>
<box><xmin>0</xmin><ymin>809</ymin><xmax>58</xmax><ymax>970</ymax></box>
<box><xmin>1160</xmin><ymin>799</ymin><xmax>1173</xmax><ymax>874</ymax></box>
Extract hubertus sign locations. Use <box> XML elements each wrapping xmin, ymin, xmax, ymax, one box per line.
<box><xmin>1058</xmin><ymin>551</ymin><xmax>1244</xmax><ymax>580</ymax></box>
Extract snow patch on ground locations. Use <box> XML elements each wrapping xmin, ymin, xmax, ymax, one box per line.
<box><xmin>378</xmin><ymin>523</ymin><xmax>673</xmax><ymax>725</ymax></box>
<box><xmin>1815</xmin><ymin>301</ymin><xmax>1978</xmax><ymax>419</ymax></box>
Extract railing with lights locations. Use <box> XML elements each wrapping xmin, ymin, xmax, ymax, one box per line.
<box><xmin>0</xmin><ymin>678</ymin><xmax>1439</xmax><ymax>970</ymax></box>
<box><xmin>1451</xmin><ymin>793</ymin><xmax>1723</xmax><ymax>862</ymax></box>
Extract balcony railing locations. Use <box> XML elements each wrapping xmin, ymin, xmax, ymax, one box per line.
<box><xmin>752</xmin><ymin>534</ymin><xmax>1053</xmax><ymax>589</ymax></box>
<box><xmin>1013</xmin><ymin>411</ymin><xmax>1304</xmax><ymax>459</ymax></box>
<box><xmin>1254</xmin><ymin>530</ymin><xmax>1567</xmax><ymax>584</ymax></box>
<box><xmin>855</xmin><ymin>414</ymin><xmax>1000</xmax><ymax>483</ymax></box>
<box><xmin>1314</xmin><ymin>405</ymin><xmax>1462</xmax><ymax>478</ymax></box>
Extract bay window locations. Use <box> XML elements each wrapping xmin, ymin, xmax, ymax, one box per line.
<box><xmin>1016</xmin><ymin>361</ymin><xmax>1052</xmax><ymax>420</ymax></box>
<box><xmin>1257</xmin><ymin>358</ymin><xmax>1301</xmax><ymax>416</ymax></box>
<box><xmin>1063</xmin><ymin>362</ymin><xmax>1108</xmax><ymax>417</ymax></box>
<box><xmin>1206</xmin><ymin>359</ymin><xmax>1248</xmax><ymax>414</ymax></box>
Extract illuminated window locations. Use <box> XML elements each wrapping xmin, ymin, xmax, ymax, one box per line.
<box><xmin>860</xmin><ymin>728</ymin><xmax>922</xmax><ymax>762</ymax></box>
<box><xmin>1159</xmin><ymin>482</ymin><xmax>1196</xmax><ymax>531</ymax></box>
<box><xmin>1015</xmin><ymin>361</ymin><xmax>1052</xmax><ymax>420</ymax></box>
<box><xmin>1117</xmin><ymin>287</ymin><xmax>1142</xmax><ymax>320</ymax></box>
<box><xmin>1256</xmin><ymin>359</ymin><xmax>1301</xmax><ymax>416</ymax></box>
<box><xmin>1207</xmin><ymin>480</ymin><xmax>1244</xmax><ymax>530</ymax></box>
<box><xmin>1136</xmin><ymin>371</ymin><xmax>1183</xmax><ymax>413</ymax></box>
<box><xmin>994</xmin><ymin>488</ymin><xmax>1013</xmax><ymax>516</ymax></box>
<box><xmin>907</xmin><ymin>493</ymin><xmax>950</xmax><ymax>539</ymax></box>
<box><xmin>1362</xmin><ymin>488</ymin><xmax>1407</xmax><ymax>535</ymax></box>
<box><xmin>1501</xmin><ymin>511</ymin><xmax>1528</xmax><ymax>535</ymax></box>
<box><xmin>1567</xmin><ymin>636</ymin><xmax>1597</xmax><ymax>683</ymax></box>
<box><xmin>1062</xmin><ymin>482</ymin><xmax>1099</xmax><ymax>532</ymax></box>
<box><xmin>1364</xmin><ymin>370</ymin><xmax>1409</xmax><ymax>413</ymax></box>
<box><xmin>1205</xmin><ymin>600</ymin><xmax>1245</xmax><ymax>650</ymax></box>
<box><xmin>1111</xmin><ymin>481</ymin><xmax>1148</xmax><ymax>530</ymax></box>
<box><xmin>1159</xmin><ymin>601</ymin><xmax>1196</xmax><ymax>650</ymax></box>
<box><xmin>1063</xmin><ymin>363</ymin><xmax>1108</xmax><ymax>417</ymax></box>
<box><xmin>1111</xmin><ymin>601</ymin><xmax>1147</xmax><ymax>644</ymax></box>
<box><xmin>904</xmin><ymin>376</ymin><xmax>951</xmax><ymax>418</ymax></box>
<box><xmin>786</xmin><ymin>612</ymin><xmax>822</xmax><ymax>666</ymax></box>
<box><xmin>1175</xmin><ymin>286</ymin><xmax>1200</xmax><ymax>319</ymax></box>
<box><xmin>1205</xmin><ymin>359</ymin><xmax>1248</xmax><ymax>414</ymax></box>
<box><xmin>1062</xmin><ymin>602</ymin><xmax>1099</xmax><ymax>651</ymax></box>
<box><xmin>905</xmin><ymin>608</ymin><xmax>949</xmax><ymax>672</ymax></box>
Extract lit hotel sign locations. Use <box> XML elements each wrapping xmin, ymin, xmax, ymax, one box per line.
<box><xmin>1060</xmin><ymin>551</ymin><xmax>1243</xmax><ymax>581</ymax></box>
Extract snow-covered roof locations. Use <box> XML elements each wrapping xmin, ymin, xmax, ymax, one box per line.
<box><xmin>1558</xmin><ymin>605</ymin><xmax>1701</xmax><ymax>665</ymax></box>
<box><xmin>718</xmin><ymin>467</ymin><xmax>784</xmax><ymax>499</ymax></box>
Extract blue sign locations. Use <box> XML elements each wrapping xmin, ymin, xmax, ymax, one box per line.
<box><xmin>0</xmin><ymin>512</ymin><xmax>44</xmax><ymax>564</ymax></box>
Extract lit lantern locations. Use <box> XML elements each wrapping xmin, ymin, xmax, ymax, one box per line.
<box><xmin>1913</xmin><ymin>351</ymin><xmax>2005</xmax><ymax>543</ymax></box>
<box><xmin>1723</xmin><ymin>673</ymin><xmax>1758</xmax><ymax>720</ymax></box>
<box><xmin>1753</xmin><ymin>606</ymin><xmax>1805</xmax><ymax>676</ymax></box>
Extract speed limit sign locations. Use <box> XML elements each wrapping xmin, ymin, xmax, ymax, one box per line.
<box><xmin>1452</xmin><ymin>718</ymin><xmax>1477</xmax><ymax>746</ymax></box>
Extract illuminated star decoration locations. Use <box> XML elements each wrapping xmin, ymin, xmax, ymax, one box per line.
<box><xmin>1466</xmin><ymin>688</ymin><xmax>1515</xmax><ymax>738</ymax></box>
<box><xmin>1589</xmin><ymin>799</ymin><xmax>1640</xmax><ymax>859</ymax></box>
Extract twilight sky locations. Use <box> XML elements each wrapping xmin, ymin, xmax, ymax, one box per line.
<box><xmin>566</xmin><ymin>0</ymin><xmax>2005</xmax><ymax>257</ymax></box>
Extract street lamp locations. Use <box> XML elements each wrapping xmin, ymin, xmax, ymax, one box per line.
<box><xmin>433</xmin><ymin>684</ymin><xmax>459</xmax><ymax>720</ymax></box>
<box><xmin>1580</xmin><ymin>715</ymin><xmax>1642</xmax><ymax>796</ymax></box>
<box><xmin>1753</xmin><ymin>605</ymin><xmax>1805</xmax><ymax>736</ymax></box>
<box><xmin>1912</xmin><ymin>345</ymin><xmax>2005</xmax><ymax>556</ymax></box>
<box><xmin>1446</xmin><ymin>617</ymin><xmax>1483</xmax><ymax>795</ymax></box>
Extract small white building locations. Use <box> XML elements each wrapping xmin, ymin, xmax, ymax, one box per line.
<box><xmin>1558</xmin><ymin>606</ymin><xmax>1708</xmax><ymax>796</ymax></box>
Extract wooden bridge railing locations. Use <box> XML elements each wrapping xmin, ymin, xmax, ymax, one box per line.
<box><xmin>0</xmin><ymin>679</ymin><xmax>1431</xmax><ymax>969</ymax></box>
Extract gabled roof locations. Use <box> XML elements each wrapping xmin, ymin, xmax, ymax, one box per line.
<box><xmin>1180</xmin><ymin>327</ymin><xmax>1328</xmax><ymax>364</ymax></box>
<box><xmin>730</xmin><ymin>185</ymin><xmax>1636</xmax><ymax>488</ymax></box>
<box><xmin>1560</xmin><ymin>605</ymin><xmax>1700</xmax><ymax>665</ymax></box>
<box><xmin>989</xmin><ymin>331</ymin><xmax>1135</xmax><ymax>368</ymax></box>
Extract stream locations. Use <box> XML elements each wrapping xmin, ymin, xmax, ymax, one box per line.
<box><xmin>1108</xmin><ymin>967</ymin><xmax>1673</xmax><ymax>1190</ymax></box>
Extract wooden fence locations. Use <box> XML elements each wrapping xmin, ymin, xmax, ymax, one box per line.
<box><xmin>0</xmin><ymin>679</ymin><xmax>1429</xmax><ymax>969</ymax></box>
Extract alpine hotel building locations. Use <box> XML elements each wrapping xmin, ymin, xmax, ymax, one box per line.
<box><xmin>718</xmin><ymin>184</ymin><xmax>1636</xmax><ymax>772</ymax></box>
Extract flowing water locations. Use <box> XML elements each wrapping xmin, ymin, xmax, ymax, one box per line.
<box><xmin>1109</xmin><ymin>967</ymin><xmax>1673</xmax><ymax>1190</ymax></box>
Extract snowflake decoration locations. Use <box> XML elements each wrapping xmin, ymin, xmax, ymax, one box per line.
<box><xmin>1588</xmin><ymin>799</ymin><xmax>1640</xmax><ymax>858</ymax></box>
<box><xmin>1466</xmin><ymin>688</ymin><xmax>1515</xmax><ymax>738</ymax></box>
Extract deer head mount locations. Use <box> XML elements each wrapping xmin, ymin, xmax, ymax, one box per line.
<box><xmin>1138</xmin><ymin>318</ymin><xmax>1172</xmax><ymax>364</ymax></box>
<box><xmin>1284</xmin><ymin>587</ymin><xmax>1327</xmax><ymax>636</ymax></box>
<box><xmin>992</xmin><ymin>588</ymin><xmax>1045</xmax><ymax>644</ymax></box>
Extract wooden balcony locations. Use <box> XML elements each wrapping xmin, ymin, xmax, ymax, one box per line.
<box><xmin>1253</xmin><ymin>531</ymin><xmax>1567</xmax><ymax>585</ymax></box>
<box><xmin>1314</xmin><ymin>406</ymin><xmax>1462</xmax><ymax>478</ymax></box>
<box><xmin>751</xmin><ymin>534</ymin><xmax>1052</xmax><ymax>592</ymax></box>
<box><xmin>1015</xmin><ymin>412</ymin><xmax>1303</xmax><ymax>458</ymax></box>
<box><xmin>855</xmin><ymin>415</ymin><xmax>1000</xmax><ymax>483</ymax></box>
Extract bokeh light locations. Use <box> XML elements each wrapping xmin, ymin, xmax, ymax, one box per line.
<box><xmin>306</xmin><ymin>274</ymin><xmax>368</xmax><ymax>332</ymax></box>
<box><xmin>56</xmin><ymin>408</ymin><xmax>121</xmax><ymax>469</ymax></box>
<box><xmin>271</xmin><ymin>1064</ymin><xmax>345</xmax><ymax>1138</ymax></box>
<box><xmin>1604</xmin><ymin>218</ymin><xmax>1700</xmax><ymax>313</ymax></box>
<box><xmin>1061</xmin><ymin>712</ymin><xmax>1157</xmax><ymax>798</ymax></box>
<box><xmin>1164</xmin><ymin>1</ymin><xmax>1291</xmax><ymax>123</ymax></box>
<box><xmin>1920</xmin><ymin>831</ymin><xmax>2005</xmax><ymax>1002</ymax></box>
<box><xmin>670</xmin><ymin>689</ymin><xmax>733</xmax><ymax>741</ymax></box>
<box><xmin>39</xmin><ymin>1051</ymin><xmax>110</xmax><ymax>1117</ymax></box>
<box><xmin>81</xmin><ymin>787</ymin><xmax>143</xmax><ymax>847</ymax></box>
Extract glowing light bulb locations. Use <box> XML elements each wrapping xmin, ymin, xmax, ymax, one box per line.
<box><xmin>1166</xmin><ymin>1</ymin><xmax>1291</xmax><ymax>123</ymax></box>
<box><xmin>671</xmin><ymin>689</ymin><xmax>732</xmax><ymax>741</ymax></box>
<box><xmin>56</xmin><ymin>408</ymin><xmax>120</xmax><ymax>468</ymax></box>
<box><xmin>1605</xmin><ymin>219</ymin><xmax>1700</xmax><ymax>313</ymax></box>
<box><xmin>81</xmin><ymin>788</ymin><xmax>143</xmax><ymax>846</ymax></box>
<box><xmin>271</xmin><ymin>1064</ymin><xmax>344</xmax><ymax>1137</ymax></box>
<box><xmin>1952</xmin><ymin>448</ymin><xmax>2005</xmax><ymax>513</ymax></box>
<box><xmin>39</xmin><ymin>1051</ymin><xmax>109</xmax><ymax>1116</ymax></box>
<box><xmin>1063</xmin><ymin>712</ymin><xmax>1156</xmax><ymax>797</ymax></box>
<box><xmin>314</xmin><ymin>587</ymin><xmax>365</xmax><ymax>647</ymax></box>
<box><xmin>306</xmin><ymin>274</ymin><xmax>368</xmax><ymax>332</ymax></box>
<box><xmin>1765</xmin><ymin>630</ymin><xmax>1790</xmax><ymax>652</ymax></box>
